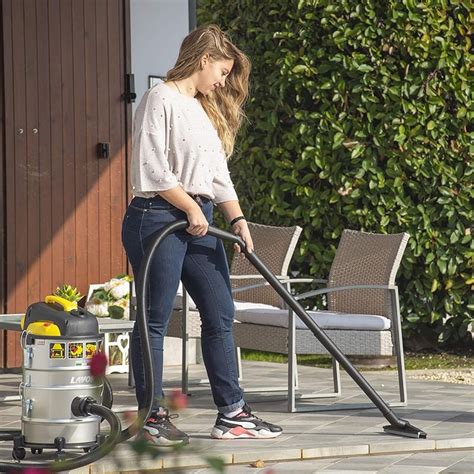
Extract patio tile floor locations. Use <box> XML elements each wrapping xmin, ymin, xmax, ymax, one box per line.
<box><xmin>0</xmin><ymin>360</ymin><xmax>472</xmax><ymax>472</ymax></box>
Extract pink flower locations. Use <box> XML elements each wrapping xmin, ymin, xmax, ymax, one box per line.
<box><xmin>167</xmin><ymin>389</ymin><xmax>188</xmax><ymax>411</ymax></box>
<box><xmin>89</xmin><ymin>351</ymin><xmax>108</xmax><ymax>377</ymax></box>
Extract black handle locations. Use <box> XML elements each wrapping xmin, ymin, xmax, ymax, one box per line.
<box><xmin>123</xmin><ymin>73</ymin><xmax>137</xmax><ymax>103</ymax></box>
<box><xmin>97</xmin><ymin>142</ymin><xmax>110</xmax><ymax>159</ymax></box>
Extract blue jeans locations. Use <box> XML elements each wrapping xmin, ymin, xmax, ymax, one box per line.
<box><xmin>121</xmin><ymin>195</ymin><xmax>245</xmax><ymax>413</ymax></box>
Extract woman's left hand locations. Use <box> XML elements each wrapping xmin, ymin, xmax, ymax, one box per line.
<box><xmin>232</xmin><ymin>219</ymin><xmax>254</xmax><ymax>254</ymax></box>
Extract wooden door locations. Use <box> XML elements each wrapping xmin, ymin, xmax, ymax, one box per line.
<box><xmin>0</xmin><ymin>0</ymin><xmax>131</xmax><ymax>367</ymax></box>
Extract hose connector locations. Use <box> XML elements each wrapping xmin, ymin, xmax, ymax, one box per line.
<box><xmin>71</xmin><ymin>396</ymin><xmax>97</xmax><ymax>417</ymax></box>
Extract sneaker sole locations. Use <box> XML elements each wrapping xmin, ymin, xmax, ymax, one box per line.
<box><xmin>211</xmin><ymin>426</ymin><xmax>282</xmax><ymax>439</ymax></box>
<box><xmin>142</xmin><ymin>430</ymin><xmax>189</xmax><ymax>446</ymax></box>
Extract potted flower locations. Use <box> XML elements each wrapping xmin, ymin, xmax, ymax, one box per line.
<box><xmin>54</xmin><ymin>284</ymin><xmax>83</xmax><ymax>304</ymax></box>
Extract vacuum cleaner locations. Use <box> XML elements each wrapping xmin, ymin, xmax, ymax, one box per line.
<box><xmin>0</xmin><ymin>221</ymin><xmax>426</xmax><ymax>472</ymax></box>
<box><xmin>15</xmin><ymin>296</ymin><xmax>106</xmax><ymax>459</ymax></box>
<box><xmin>0</xmin><ymin>296</ymin><xmax>122</xmax><ymax>472</ymax></box>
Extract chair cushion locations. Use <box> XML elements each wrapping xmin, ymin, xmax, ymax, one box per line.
<box><xmin>234</xmin><ymin>301</ymin><xmax>281</xmax><ymax>312</ymax></box>
<box><xmin>174</xmin><ymin>290</ymin><xmax>282</xmax><ymax>312</ymax></box>
<box><xmin>234</xmin><ymin>304</ymin><xmax>391</xmax><ymax>331</ymax></box>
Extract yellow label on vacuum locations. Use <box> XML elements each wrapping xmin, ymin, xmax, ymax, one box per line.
<box><xmin>68</xmin><ymin>342</ymin><xmax>83</xmax><ymax>359</ymax></box>
<box><xmin>85</xmin><ymin>342</ymin><xmax>97</xmax><ymax>359</ymax></box>
<box><xmin>50</xmin><ymin>343</ymin><xmax>65</xmax><ymax>359</ymax></box>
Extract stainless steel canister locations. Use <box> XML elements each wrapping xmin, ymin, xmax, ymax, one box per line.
<box><xmin>21</xmin><ymin>334</ymin><xmax>104</xmax><ymax>446</ymax></box>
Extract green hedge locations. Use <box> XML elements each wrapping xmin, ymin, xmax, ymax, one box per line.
<box><xmin>198</xmin><ymin>0</ymin><xmax>473</xmax><ymax>346</ymax></box>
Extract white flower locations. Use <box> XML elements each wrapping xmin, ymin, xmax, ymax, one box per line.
<box><xmin>85</xmin><ymin>301</ymin><xmax>109</xmax><ymax>317</ymax></box>
<box><xmin>111</xmin><ymin>298</ymin><xmax>130</xmax><ymax>319</ymax></box>
<box><xmin>103</xmin><ymin>278</ymin><xmax>119</xmax><ymax>292</ymax></box>
<box><xmin>105</xmin><ymin>279</ymin><xmax>130</xmax><ymax>300</ymax></box>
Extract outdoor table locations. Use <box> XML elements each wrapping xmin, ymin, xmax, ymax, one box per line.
<box><xmin>0</xmin><ymin>314</ymin><xmax>135</xmax><ymax>403</ymax></box>
<box><xmin>0</xmin><ymin>313</ymin><xmax>135</xmax><ymax>333</ymax></box>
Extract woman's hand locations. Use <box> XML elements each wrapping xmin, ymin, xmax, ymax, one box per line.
<box><xmin>232</xmin><ymin>219</ymin><xmax>254</xmax><ymax>254</ymax></box>
<box><xmin>186</xmin><ymin>205</ymin><xmax>209</xmax><ymax>237</ymax></box>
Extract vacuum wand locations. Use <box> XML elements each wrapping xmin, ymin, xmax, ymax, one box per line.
<box><xmin>160</xmin><ymin>220</ymin><xmax>426</xmax><ymax>439</ymax></box>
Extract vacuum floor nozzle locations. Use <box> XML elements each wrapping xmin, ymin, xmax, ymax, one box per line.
<box><xmin>383</xmin><ymin>421</ymin><xmax>427</xmax><ymax>439</ymax></box>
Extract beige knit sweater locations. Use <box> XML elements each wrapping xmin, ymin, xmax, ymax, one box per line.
<box><xmin>131</xmin><ymin>82</ymin><xmax>238</xmax><ymax>204</ymax></box>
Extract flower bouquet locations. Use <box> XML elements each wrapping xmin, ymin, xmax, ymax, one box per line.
<box><xmin>84</xmin><ymin>275</ymin><xmax>133</xmax><ymax>371</ymax></box>
<box><xmin>85</xmin><ymin>275</ymin><xmax>133</xmax><ymax>319</ymax></box>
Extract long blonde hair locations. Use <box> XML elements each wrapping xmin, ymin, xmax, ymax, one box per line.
<box><xmin>166</xmin><ymin>25</ymin><xmax>251</xmax><ymax>159</ymax></box>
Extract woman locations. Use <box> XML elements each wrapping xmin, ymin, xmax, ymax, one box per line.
<box><xmin>122</xmin><ymin>25</ymin><xmax>282</xmax><ymax>445</ymax></box>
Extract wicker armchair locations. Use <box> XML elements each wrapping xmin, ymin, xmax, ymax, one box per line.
<box><xmin>166</xmin><ymin>222</ymin><xmax>302</xmax><ymax>394</ymax></box>
<box><xmin>232</xmin><ymin>229</ymin><xmax>410</xmax><ymax>412</ymax></box>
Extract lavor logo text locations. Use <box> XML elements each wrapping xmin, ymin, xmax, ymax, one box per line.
<box><xmin>70</xmin><ymin>376</ymin><xmax>93</xmax><ymax>384</ymax></box>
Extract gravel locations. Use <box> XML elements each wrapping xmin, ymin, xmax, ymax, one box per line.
<box><xmin>408</xmin><ymin>369</ymin><xmax>474</xmax><ymax>385</ymax></box>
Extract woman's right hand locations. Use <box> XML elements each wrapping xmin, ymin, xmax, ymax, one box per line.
<box><xmin>186</xmin><ymin>205</ymin><xmax>209</xmax><ymax>237</ymax></box>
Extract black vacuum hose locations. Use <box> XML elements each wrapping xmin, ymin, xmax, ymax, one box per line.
<box><xmin>125</xmin><ymin>220</ymin><xmax>426</xmax><ymax>439</ymax></box>
<box><xmin>0</xmin><ymin>218</ymin><xmax>426</xmax><ymax>472</ymax></box>
<box><xmin>117</xmin><ymin>220</ymin><xmax>189</xmax><ymax>443</ymax></box>
<box><xmin>0</xmin><ymin>429</ymin><xmax>21</xmax><ymax>442</ymax></box>
<box><xmin>0</xmin><ymin>220</ymin><xmax>191</xmax><ymax>470</ymax></box>
<box><xmin>0</xmin><ymin>221</ymin><xmax>171</xmax><ymax>470</ymax></box>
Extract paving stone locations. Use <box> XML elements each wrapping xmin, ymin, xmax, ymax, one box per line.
<box><xmin>436</xmin><ymin>438</ymin><xmax>474</xmax><ymax>450</ymax></box>
<box><xmin>233</xmin><ymin>448</ymin><xmax>302</xmax><ymax>463</ymax></box>
<box><xmin>393</xmin><ymin>449</ymin><xmax>474</xmax><ymax>467</ymax></box>
<box><xmin>320</xmin><ymin>466</ymin><xmax>375</xmax><ymax>472</ymax></box>
<box><xmin>162</xmin><ymin>452</ymin><xmax>233</xmax><ymax>469</ymax></box>
<box><xmin>267</xmin><ymin>458</ymin><xmax>339</xmax><ymax>472</ymax></box>
<box><xmin>380</xmin><ymin>466</ymin><xmax>442</xmax><ymax>473</ymax></box>
<box><xmin>302</xmin><ymin>443</ymin><xmax>369</xmax><ymax>458</ymax></box>
<box><xmin>441</xmin><ymin>459</ymin><xmax>474</xmax><ymax>473</ymax></box>
<box><xmin>370</xmin><ymin>439</ymin><xmax>436</xmax><ymax>454</ymax></box>
<box><xmin>186</xmin><ymin>450</ymin><xmax>474</xmax><ymax>473</ymax></box>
